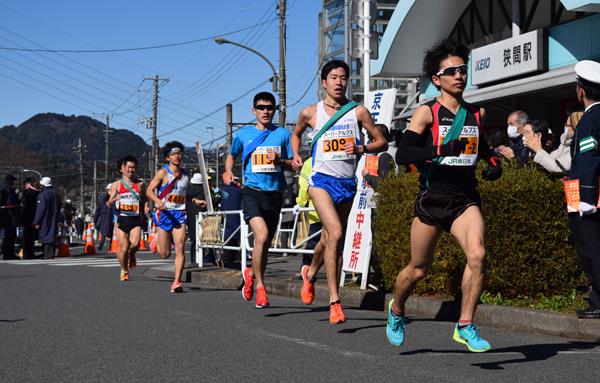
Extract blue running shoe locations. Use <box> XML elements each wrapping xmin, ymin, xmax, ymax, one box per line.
<box><xmin>386</xmin><ymin>299</ymin><xmax>406</xmax><ymax>347</ymax></box>
<box><xmin>452</xmin><ymin>323</ymin><xmax>491</xmax><ymax>352</ymax></box>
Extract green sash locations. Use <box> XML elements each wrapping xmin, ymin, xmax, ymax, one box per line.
<box><xmin>120</xmin><ymin>180</ymin><xmax>141</xmax><ymax>201</ymax></box>
<box><xmin>310</xmin><ymin>101</ymin><xmax>359</xmax><ymax>154</ymax></box>
<box><xmin>418</xmin><ymin>104</ymin><xmax>468</xmax><ymax>187</ymax></box>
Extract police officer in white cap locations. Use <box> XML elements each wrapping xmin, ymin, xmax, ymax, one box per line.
<box><xmin>570</xmin><ymin>60</ymin><xmax>600</xmax><ymax>319</ymax></box>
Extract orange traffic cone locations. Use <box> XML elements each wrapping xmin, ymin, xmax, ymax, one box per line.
<box><xmin>84</xmin><ymin>225</ymin><xmax>96</xmax><ymax>255</ymax></box>
<box><xmin>149</xmin><ymin>224</ymin><xmax>158</xmax><ymax>254</ymax></box>
<box><xmin>139</xmin><ymin>232</ymin><xmax>148</xmax><ymax>251</ymax></box>
<box><xmin>57</xmin><ymin>232</ymin><xmax>70</xmax><ymax>257</ymax></box>
<box><xmin>110</xmin><ymin>225</ymin><xmax>119</xmax><ymax>254</ymax></box>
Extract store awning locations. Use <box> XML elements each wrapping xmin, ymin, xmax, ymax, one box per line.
<box><xmin>371</xmin><ymin>0</ymin><xmax>471</xmax><ymax>77</ymax></box>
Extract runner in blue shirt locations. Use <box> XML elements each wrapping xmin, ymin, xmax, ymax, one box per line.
<box><xmin>223</xmin><ymin>92</ymin><xmax>293</xmax><ymax>308</ymax></box>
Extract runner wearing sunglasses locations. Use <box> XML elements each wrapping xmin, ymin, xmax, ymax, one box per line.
<box><xmin>291</xmin><ymin>60</ymin><xmax>387</xmax><ymax>324</ymax></box>
<box><xmin>223</xmin><ymin>92</ymin><xmax>293</xmax><ymax>309</ymax></box>
<box><xmin>106</xmin><ymin>155</ymin><xmax>146</xmax><ymax>282</ymax></box>
<box><xmin>147</xmin><ymin>141</ymin><xmax>190</xmax><ymax>293</ymax></box>
<box><xmin>386</xmin><ymin>39</ymin><xmax>502</xmax><ymax>352</ymax></box>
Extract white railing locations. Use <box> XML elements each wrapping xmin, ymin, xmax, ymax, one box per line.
<box><xmin>196</xmin><ymin>206</ymin><xmax>321</xmax><ymax>270</ymax></box>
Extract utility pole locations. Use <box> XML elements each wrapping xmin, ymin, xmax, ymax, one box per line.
<box><xmin>72</xmin><ymin>138</ymin><xmax>87</xmax><ymax>215</ymax></box>
<box><xmin>278</xmin><ymin>0</ymin><xmax>287</xmax><ymax>126</ymax></box>
<box><xmin>144</xmin><ymin>75</ymin><xmax>169</xmax><ymax>175</ymax></box>
<box><xmin>226</xmin><ymin>103</ymin><xmax>233</xmax><ymax>148</ymax></box>
<box><xmin>104</xmin><ymin>114</ymin><xmax>110</xmax><ymax>183</ymax></box>
<box><xmin>93</xmin><ymin>160</ymin><xmax>97</xmax><ymax>213</ymax></box>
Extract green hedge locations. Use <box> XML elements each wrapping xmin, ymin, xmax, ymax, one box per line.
<box><xmin>373</xmin><ymin>161</ymin><xmax>587</xmax><ymax>298</ymax></box>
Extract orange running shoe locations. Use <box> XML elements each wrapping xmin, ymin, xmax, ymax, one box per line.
<box><xmin>329</xmin><ymin>302</ymin><xmax>346</xmax><ymax>324</ymax></box>
<box><xmin>300</xmin><ymin>265</ymin><xmax>314</xmax><ymax>305</ymax></box>
<box><xmin>120</xmin><ymin>270</ymin><xmax>129</xmax><ymax>281</ymax></box>
<box><xmin>128</xmin><ymin>255</ymin><xmax>137</xmax><ymax>269</ymax></box>
<box><xmin>255</xmin><ymin>286</ymin><xmax>270</xmax><ymax>309</ymax></box>
<box><xmin>242</xmin><ymin>266</ymin><xmax>254</xmax><ymax>301</ymax></box>
<box><xmin>170</xmin><ymin>280</ymin><xmax>184</xmax><ymax>293</ymax></box>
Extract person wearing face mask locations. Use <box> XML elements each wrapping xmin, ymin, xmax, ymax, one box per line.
<box><xmin>498</xmin><ymin>110</ymin><xmax>530</xmax><ymax>166</ymax></box>
<box><xmin>523</xmin><ymin>110</ymin><xmax>584</xmax><ymax>175</ymax></box>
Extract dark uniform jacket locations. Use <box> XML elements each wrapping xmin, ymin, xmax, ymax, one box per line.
<box><xmin>94</xmin><ymin>194</ymin><xmax>114</xmax><ymax>237</ymax></box>
<box><xmin>570</xmin><ymin>103</ymin><xmax>600</xmax><ymax>205</ymax></box>
<box><xmin>33</xmin><ymin>187</ymin><xmax>61</xmax><ymax>244</ymax></box>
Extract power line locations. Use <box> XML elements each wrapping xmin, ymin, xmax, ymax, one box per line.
<box><xmin>0</xmin><ymin>19</ymin><xmax>278</xmax><ymax>53</ymax></box>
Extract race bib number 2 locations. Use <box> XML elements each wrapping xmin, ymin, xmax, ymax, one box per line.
<box><xmin>438</xmin><ymin>125</ymin><xmax>479</xmax><ymax>166</ymax></box>
<box><xmin>251</xmin><ymin>146</ymin><xmax>281</xmax><ymax>173</ymax></box>
<box><xmin>322</xmin><ymin>129</ymin><xmax>355</xmax><ymax>161</ymax></box>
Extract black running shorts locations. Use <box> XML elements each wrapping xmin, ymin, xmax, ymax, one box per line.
<box><xmin>241</xmin><ymin>187</ymin><xmax>283</xmax><ymax>235</ymax></box>
<box><xmin>414</xmin><ymin>189</ymin><xmax>481</xmax><ymax>232</ymax></box>
<box><xmin>117</xmin><ymin>215</ymin><xmax>143</xmax><ymax>233</ymax></box>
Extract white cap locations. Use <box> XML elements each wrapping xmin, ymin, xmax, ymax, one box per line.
<box><xmin>190</xmin><ymin>173</ymin><xmax>203</xmax><ymax>184</ymax></box>
<box><xmin>576</xmin><ymin>60</ymin><xmax>600</xmax><ymax>85</ymax></box>
<box><xmin>106</xmin><ymin>183</ymin><xmax>112</xmax><ymax>190</ymax></box>
<box><xmin>40</xmin><ymin>177</ymin><xmax>52</xmax><ymax>187</ymax></box>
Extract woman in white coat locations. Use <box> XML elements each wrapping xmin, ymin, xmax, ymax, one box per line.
<box><xmin>523</xmin><ymin>111</ymin><xmax>583</xmax><ymax>175</ymax></box>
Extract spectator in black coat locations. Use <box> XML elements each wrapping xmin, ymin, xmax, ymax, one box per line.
<box><xmin>33</xmin><ymin>177</ymin><xmax>61</xmax><ymax>259</ymax></box>
<box><xmin>0</xmin><ymin>174</ymin><xmax>20</xmax><ymax>260</ymax></box>
<box><xmin>20</xmin><ymin>177</ymin><xmax>40</xmax><ymax>259</ymax></box>
<box><xmin>94</xmin><ymin>184</ymin><xmax>114</xmax><ymax>251</ymax></box>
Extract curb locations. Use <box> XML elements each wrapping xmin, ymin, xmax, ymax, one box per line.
<box><xmin>145</xmin><ymin>266</ymin><xmax>600</xmax><ymax>342</ymax></box>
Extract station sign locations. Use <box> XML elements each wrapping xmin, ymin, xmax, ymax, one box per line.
<box><xmin>471</xmin><ymin>29</ymin><xmax>545</xmax><ymax>86</ymax></box>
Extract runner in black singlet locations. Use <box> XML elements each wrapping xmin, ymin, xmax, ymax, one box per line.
<box><xmin>386</xmin><ymin>39</ymin><xmax>502</xmax><ymax>353</ymax></box>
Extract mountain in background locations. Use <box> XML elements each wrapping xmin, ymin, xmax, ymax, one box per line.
<box><xmin>0</xmin><ymin>113</ymin><xmax>152</xmax><ymax>209</ymax></box>
<box><xmin>0</xmin><ymin>113</ymin><xmax>150</xmax><ymax>164</ymax></box>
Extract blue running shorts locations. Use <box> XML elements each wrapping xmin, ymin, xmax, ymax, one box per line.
<box><xmin>309</xmin><ymin>172</ymin><xmax>357</xmax><ymax>204</ymax></box>
<box><xmin>152</xmin><ymin>209</ymin><xmax>187</xmax><ymax>231</ymax></box>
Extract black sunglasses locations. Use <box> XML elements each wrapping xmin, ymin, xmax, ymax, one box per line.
<box><xmin>436</xmin><ymin>64</ymin><xmax>468</xmax><ymax>77</ymax></box>
<box><xmin>254</xmin><ymin>105</ymin><xmax>276</xmax><ymax>111</ymax></box>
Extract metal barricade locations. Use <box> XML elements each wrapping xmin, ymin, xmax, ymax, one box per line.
<box><xmin>196</xmin><ymin>207</ymin><xmax>321</xmax><ymax>270</ymax></box>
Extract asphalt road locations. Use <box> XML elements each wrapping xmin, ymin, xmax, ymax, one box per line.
<box><xmin>1</xmin><ymin>252</ymin><xmax>599</xmax><ymax>382</ymax></box>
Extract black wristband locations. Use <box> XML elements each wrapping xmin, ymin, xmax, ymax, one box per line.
<box><xmin>363</xmin><ymin>144</ymin><xmax>368</xmax><ymax>154</ymax></box>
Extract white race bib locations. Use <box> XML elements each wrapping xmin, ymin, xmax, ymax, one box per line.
<box><xmin>438</xmin><ymin>125</ymin><xmax>479</xmax><ymax>166</ymax></box>
<box><xmin>322</xmin><ymin>129</ymin><xmax>355</xmax><ymax>161</ymax></box>
<box><xmin>251</xmin><ymin>146</ymin><xmax>281</xmax><ymax>173</ymax></box>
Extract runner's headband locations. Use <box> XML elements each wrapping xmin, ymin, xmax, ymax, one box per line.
<box><xmin>168</xmin><ymin>147</ymin><xmax>182</xmax><ymax>155</ymax></box>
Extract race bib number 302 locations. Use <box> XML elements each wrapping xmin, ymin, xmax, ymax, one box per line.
<box><xmin>251</xmin><ymin>146</ymin><xmax>281</xmax><ymax>173</ymax></box>
<box><xmin>438</xmin><ymin>125</ymin><xmax>479</xmax><ymax>166</ymax></box>
<box><xmin>322</xmin><ymin>129</ymin><xmax>355</xmax><ymax>161</ymax></box>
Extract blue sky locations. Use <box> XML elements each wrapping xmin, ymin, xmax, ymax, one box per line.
<box><xmin>0</xmin><ymin>0</ymin><xmax>322</xmax><ymax>147</ymax></box>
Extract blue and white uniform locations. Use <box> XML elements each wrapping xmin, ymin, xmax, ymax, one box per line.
<box><xmin>153</xmin><ymin>165</ymin><xmax>189</xmax><ymax>231</ymax></box>
<box><xmin>310</xmin><ymin>101</ymin><xmax>361</xmax><ymax>204</ymax></box>
<box><xmin>230</xmin><ymin>124</ymin><xmax>292</xmax><ymax>231</ymax></box>
<box><xmin>230</xmin><ymin>125</ymin><xmax>293</xmax><ymax>191</ymax></box>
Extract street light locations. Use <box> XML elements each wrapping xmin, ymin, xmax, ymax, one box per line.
<box><xmin>214</xmin><ymin>36</ymin><xmax>278</xmax><ymax>93</ymax></box>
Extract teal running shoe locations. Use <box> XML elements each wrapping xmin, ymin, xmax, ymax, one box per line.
<box><xmin>452</xmin><ymin>323</ymin><xmax>492</xmax><ymax>352</ymax></box>
<box><xmin>386</xmin><ymin>299</ymin><xmax>406</xmax><ymax>347</ymax></box>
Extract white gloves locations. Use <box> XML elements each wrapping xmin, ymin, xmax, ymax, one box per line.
<box><xmin>292</xmin><ymin>204</ymin><xmax>301</xmax><ymax>216</ymax></box>
<box><xmin>579</xmin><ymin>201</ymin><xmax>597</xmax><ymax>216</ymax></box>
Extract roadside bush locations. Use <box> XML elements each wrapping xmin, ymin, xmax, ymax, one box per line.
<box><xmin>373</xmin><ymin>161</ymin><xmax>587</xmax><ymax>298</ymax></box>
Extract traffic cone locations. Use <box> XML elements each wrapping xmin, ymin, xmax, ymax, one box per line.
<box><xmin>149</xmin><ymin>224</ymin><xmax>158</xmax><ymax>254</ymax></box>
<box><xmin>57</xmin><ymin>231</ymin><xmax>70</xmax><ymax>257</ymax></box>
<box><xmin>110</xmin><ymin>226</ymin><xmax>119</xmax><ymax>254</ymax></box>
<box><xmin>139</xmin><ymin>232</ymin><xmax>148</xmax><ymax>251</ymax></box>
<box><xmin>84</xmin><ymin>225</ymin><xmax>96</xmax><ymax>255</ymax></box>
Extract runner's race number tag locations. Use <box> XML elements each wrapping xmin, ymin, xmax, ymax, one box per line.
<box><xmin>322</xmin><ymin>129</ymin><xmax>355</xmax><ymax>161</ymax></box>
<box><xmin>438</xmin><ymin>125</ymin><xmax>479</xmax><ymax>166</ymax></box>
<box><xmin>251</xmin><ymin>146</ymin><xmax>281</xmax><ymax>173</ymax></box>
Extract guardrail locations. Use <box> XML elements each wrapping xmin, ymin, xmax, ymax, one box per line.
<box><xmin>196</xmin><ymin>206</ymin><xmax>321</xmax><ymax>269</ymax></box>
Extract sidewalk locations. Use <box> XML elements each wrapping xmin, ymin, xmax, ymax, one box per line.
<box><xmin>145</xmin><ymin>253</ymin><xmax>600</xmax><ymax>342</ymax></box>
